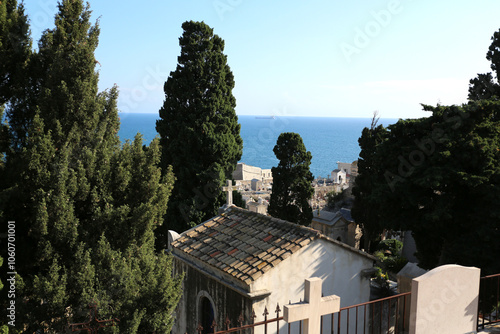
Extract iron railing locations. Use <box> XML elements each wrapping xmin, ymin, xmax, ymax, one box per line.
<box><xmin>334</xmin><ymin>292</ymin><xmax>411</xmax><ymax>334</ymax></box>
<box><xmin>477</xmin><ymin>273</ymin><xmax>500</xmax><ymax>331</ymax></box>
<box><xmin>192</xmin><ymin>292</ymin><xmax>412</xmax><ymax>334</ymax></box>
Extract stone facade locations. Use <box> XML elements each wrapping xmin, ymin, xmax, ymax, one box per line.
<box><xmin>311</xmin><ymin>208</ymin><xmax>362</xmax><ymax>249</ymax></box>
<box><xmin>173</xmin><ymin>257</ymin><xmax>255</xmax><ymax>333</ymax></box>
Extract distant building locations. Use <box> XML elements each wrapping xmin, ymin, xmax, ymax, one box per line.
<box><xmin>331</xmin><ymin>169</ymin><xmax>347</xmax><ymax>185</ymax></box>
<box><xmin>232</xmin><ymin>163</ymin><xmax>272</xmax><ymax>181</ymax></box>
<box><xmin>336</xmin><ymin>160</ymin><xmax>358</xmax><ymax>178</ymax></box>
<box><xmin>350</xmin><ymin>160</ymin><xmax>358</xmax><ymax>177</ymax></box>
<box><xmin>311</xmin><ymin>208</ymin><xmax>362</xmax><ymax>249</ymax></box>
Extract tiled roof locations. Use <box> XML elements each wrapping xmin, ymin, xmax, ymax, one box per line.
<box><xmin>312</xmin><ymin>210</ymin><xmax>341</xmax><ymax>225</ymax></box>
<box><xmin>172</xmin><ymin>207</ymin><xmax>320</xmax><ymax>285</ymax></box>
<box><xmin>312</xmin><ymin>209</ymin><xmax>354</xmax><ymax>226</ymax></box>
<box><xmin>339</xmin><ymin>208</ymin><xmax>353</xmax><ymax>222</ymax></box>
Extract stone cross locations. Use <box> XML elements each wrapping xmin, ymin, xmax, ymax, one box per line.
<box><xmin>222</xmin><ymin>180</ymin><xmax>234</xmax><ymax>206</ymax></box>
<box><xmin>284</xmin><ymin>277</ymin><xmax>340</xmax><ymax>334</ymax></box>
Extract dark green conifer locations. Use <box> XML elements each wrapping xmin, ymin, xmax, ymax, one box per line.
<box><xmin>268</xmin><ymin>132</ymin><xmax>314</xmax><ymax>225</ymax></box>
<box><xmin>469</xmin><ymin>28</ymin><xmax>500</xmax><ymax>101</ymax></box>
<box><xmin>369</xmin><ymin>102</ymin><xmax>500</xmax><ymax>273</ymax></box>
<box><xmin>156</xmin><ymin>20</ymin><xmax>243</xmax><ymax>237</ymax></box>
<box><xmin>0</xmin><ymin>1</ymin><xmax>182</xmax><ymax>332</ymax></box>
<box><xmin>0</xmin><ymin>0</ymin><xmax>33</xmax><ymax>150</ymax></box>
<box><xmin>351</xmin><ymin>114</ymin><xmax>388</xmax><ymax>252</ymax></box>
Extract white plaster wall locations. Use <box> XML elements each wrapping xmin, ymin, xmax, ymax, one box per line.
<box><xmin>331</xmin><ymin>170</ymin><xmax>347</xmax><ymax>184</ymax></box>
<box><xmin>250</xmin><ymin>239</ymin><xmax>373</xmax><ymax>334</ymax></box>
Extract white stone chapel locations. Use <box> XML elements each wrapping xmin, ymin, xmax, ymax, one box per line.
<box><xmin>168</xmin><ymin>187</ymin><xmax>376</xmax><ymax>333</ymax></box>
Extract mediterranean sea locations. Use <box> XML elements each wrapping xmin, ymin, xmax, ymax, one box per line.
<box><xmin>118</xmin><ymin>113</ymin><xmax>399</xmax><ymax>178</ymax></box>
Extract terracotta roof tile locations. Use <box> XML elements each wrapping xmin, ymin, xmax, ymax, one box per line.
<box><xmin>172</xmin><ymin>207</ymin><xmax>320</xmax><ymax>284</ymax></box>
<box><xmin>281</xmin><ymin>251</ymin><xmax>293</xmax><ymax>260</ymax></box>
<box><xmin>271</xmin><ymin>258</ymin><xmax>282</xmax><ymax>267</ymax></box>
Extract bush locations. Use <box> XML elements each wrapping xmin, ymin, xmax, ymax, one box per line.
<box><xmin>377</xmin><ymin>239</ymin><xmax>403</xmax><ymax>255</ymax></box>
<box><xmin>374</xmin><ymin>239</ymin><xmax>408</xmax><ymax>274</ymax></box>
<box><xmin>326</xmin><ymin>189</ymin><xmax>345</xmax><ymax>209</ymax></box>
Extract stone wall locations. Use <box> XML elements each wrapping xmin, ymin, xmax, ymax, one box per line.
<box><xmin>233</xmin><ymin>163</ymin><xmax>273</xmax><ymax>181</ymax></box>
<box><xmin>173</xmin><ymin>258</ymin><xmax>253</xmax><ymax>334</ymax></box>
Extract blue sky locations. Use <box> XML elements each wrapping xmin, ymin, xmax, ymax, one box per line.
<box><xmin>24</xmin><ymin>0</ymin><xmax>500</xmax><ymax>119</ymax></box>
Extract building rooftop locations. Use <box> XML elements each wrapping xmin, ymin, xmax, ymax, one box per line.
<box><xmin>172</xmin><ymin>207</ymin><xmax>320</xmax><ymax>285</ymax></box>
<box><xmin>173</xmin><ymin>206</ymin><xmax>375</xmax><ymax>290</ymax></box>
<box><xmin>339</xmin><ymin>208</ymin><xmax>353</xmax><ymax>222</ymax></box>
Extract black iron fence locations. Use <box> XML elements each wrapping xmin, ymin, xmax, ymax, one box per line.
<box><xmin>477</xmin><ymin>273</ymin><xmax>500</xmax><ymax>331</ymax></box>
<box><xmin>191</xmin><ymin>292</ymin><xmax>411</xmax><ymax>334</ymax></box>
<box><xmin>334</xmin><ymin>292</ymin><xmax>411</xmax><ymax>334</ymax></box>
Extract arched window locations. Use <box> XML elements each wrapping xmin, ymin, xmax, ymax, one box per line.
<box><xmin>197</xmin><ymin>291</ymin><xmax>216</xmax><ymax>334</ymax></box>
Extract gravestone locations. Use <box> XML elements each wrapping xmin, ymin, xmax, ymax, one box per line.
<box><xmin>409</xmin><ymin>264</ymin><xmax>480</xmax><ymax>334</ymax></box>
<box><xmin>251</xmin><ymin>178</ymin><xmax>261</xmax><ymax>191</ymax></box>
<box><xmin>397</xmin><ymin>262</ymin><xmax>427</xmax><ymax>332</ymax></box>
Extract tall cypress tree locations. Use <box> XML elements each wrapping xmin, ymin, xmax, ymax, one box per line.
<box><xmin>0</xmin><ymin>0</ymin><xmax>31</xmax><ymax>106</ymax></box>
<box><xmin>0</xmin><ymin>0</ymin><xmax>34</xmax><ymax>153</ymax></box>
<box><xmin>268</xmin><ymin>132</ymin><xmax>314</xmax><ymax>225</ymax></box>
<box><xmin>351</xmin><ymin>117</ymin><xmax>388</xmax><ymax>252</ymax></box>
<box><xmin>0</xmin><ymin>1</ymin><xmax>182</xmax><ymax>332</ymax></box>
<box><xmin>156</xmin><ymin>20</ymin><xmax>243</xmax><ymax>238</ymax></box>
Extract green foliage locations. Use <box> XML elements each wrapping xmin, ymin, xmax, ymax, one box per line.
<box><xmin>268</xmin><ymin>132</ymin><xmax>314</xmax><ymax>225</ymax></box>
<box><xmin>469</xmin><ymin>28</ymin><xmax>500</xmax><ymax>100</ymax></box>
<box><xmin>371</xmin><ymin>267</ymin><xmax>394</xmax><ymax>297</ymax></box>
<box><xmin>353</xmin><ymin>30</ymin><xmax>500</xmax><ymax>274</ymax></box>
<box><xmin>377</xmin><ymin>239</ymin><xmax>403</xmax><ymax>255</ymax></box>
<box><xmin>374</xmin><ymin>239</ymin><xmax>408</xmax><ymax>274</ymax></box>
<box><xmin>156</xmin><ymin>20</ymin><xmax>243</xmax><ymax>239</ymax></box>
<box><xmin>351</xmin><ymin>119</ymin><xmax>388</xmax><ymax>250</ymax></box>
<box><xmin>325</xmin><ymin>189</ymin><xmax>345</xmax><ymax>209</ymax></box>
<box><xmin>354</xmin><ymin>101</ymin><xmax>500</xmax><ymax>273</ymax></box>
<box><xmin>0</xmin><ymin>0</ymin><xmax>31</xmax><ymax>106</ymax></box>
<box><xmin>0</xmin><ymin>1</ymin><xmax>182</xmax><ymax>332</ymax></box>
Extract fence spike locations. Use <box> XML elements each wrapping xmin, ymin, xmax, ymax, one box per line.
<box><xmin>238</xmin><ymin>313</ymin><xmax>244</xmax><ymax>327</ymax></box>
<box><xmin>196</xmin><ymin>323</ymin><xmax>203</xmax><ymax>334</ymax></box>
<box><xmin>251</xmin><ymin>309</ymin><xmax>257</xmax><ymax>322</ymax></box>
<box><xmin>263</xmin><ymin>306</ymin><xmax>269</xmax><ymax>317</ymax></box>
<box><xmin>275</xmin><ymin>303</ymin><xmax>281</xmax><ymax>314</ymax></box>
<box><xmin>211</xmin><ymin>319</ymin><xmax>218</xmax><ymax>330</ymax></box>
<box><xmin>225</xmin><ymin>315</ymin><xmax>231</xmax><ymax>329</ymax></box>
